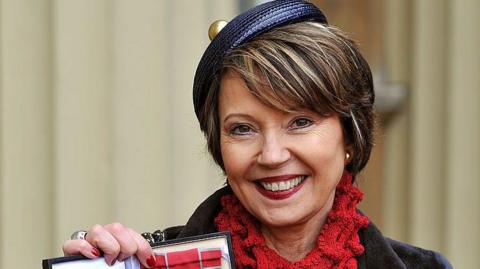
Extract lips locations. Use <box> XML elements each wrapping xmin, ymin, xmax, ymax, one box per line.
<box><xmin>255</xmin><ymin>175</ymin><xmax>307</xmax><ymax>200</ymax></box>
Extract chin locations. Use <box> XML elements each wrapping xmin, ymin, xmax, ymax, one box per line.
<box><xmin>255</xmin><ymin>208</ymin><xmax>311</xmax><ymax>228</ymax></box>
<box><xmin>262</xmin><ymin>218</ymin><xmax>304</xmax><ymax>228</ymax></box>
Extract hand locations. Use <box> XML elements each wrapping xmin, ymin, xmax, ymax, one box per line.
<box><xmin>62</xmin><ymin>223</ymin><xmax>155</xmax><ymax>267</ymax></box>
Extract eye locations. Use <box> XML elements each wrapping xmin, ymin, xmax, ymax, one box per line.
<box><xmin>229</xmin><ymin>124</ymin><xmax>254</xmax><ymax>135</ymax></box>
<box><xmin>290</xmin><ymin>117</ymin><xmax>313</xmax><ymax>129</ymax></box>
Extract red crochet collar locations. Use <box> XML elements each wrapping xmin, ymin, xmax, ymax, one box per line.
<box><xmin>215</xmin><ymin>171</ymin><xmax>369</xmax><ymax>269</ymax></box>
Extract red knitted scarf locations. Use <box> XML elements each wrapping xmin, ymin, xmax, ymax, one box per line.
<box><xmin>215</xmin><ymin>172</ymin><xmax>369</xmax><ymax>269</ymax></box>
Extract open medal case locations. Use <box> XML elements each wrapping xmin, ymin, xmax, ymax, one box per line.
<box><xmin>42</xmin><ymin>232</ymin><xmax>235</xmax><ymax>269</ymax></box>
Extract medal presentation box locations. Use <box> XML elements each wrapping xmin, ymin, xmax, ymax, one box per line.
<box><xmin>42</xmin><ymin>232</ymin><xmax>235</xmax><ymax>269</ymax></box>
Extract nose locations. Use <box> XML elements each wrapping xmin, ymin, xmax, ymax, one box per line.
<box><xmin>256</xmin><ymin>133</ymin><xmax>291</xmax><ymax>168</ymax></box>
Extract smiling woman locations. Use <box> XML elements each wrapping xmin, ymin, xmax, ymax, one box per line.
<box><xmin>218</xmin><ymin>71</ymin><xmax>349</xmax><ymax>261</ymax></box>
<box><xmin>219</xmin><ymin>70</ymin><xmax>346</xmax><ymax>226</ymax></box>
<box><xmin>62</xmin><ymin>1</ymin><xmax>452</xmax><ymax>268</ymax></box>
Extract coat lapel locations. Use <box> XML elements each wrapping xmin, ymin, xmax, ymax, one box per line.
<box><xmin>358</xmin><ymin>222</ymin><xmax>407</xmax><ymax>269</ymax></box>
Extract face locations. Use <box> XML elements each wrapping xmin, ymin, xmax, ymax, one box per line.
<box><xmin>219</xmin><ymin>71</ymin><xmax>348</xmax><ymax>228</ymax></box>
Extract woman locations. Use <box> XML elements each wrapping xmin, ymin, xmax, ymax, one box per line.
<box><xmin>63</xmin><ymin>1</ymin><xmax>452</xmax><ymax>268</ymax></box>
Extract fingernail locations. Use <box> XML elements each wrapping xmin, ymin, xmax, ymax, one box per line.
<box><xmin>110</xmin><ymin>258</ymin><xmax>117</xmax><ymax>266</ymax></box>
<box><xmin>91</xmin><ymin>248</ymin><xmax>100</xmax><ymax>257</ymax></box>
<box><xmin>118</xmin><ymin>254</ymin><xmax>129</xmax><ymax>262</ymax></box>
<box><xmin>146</xmin><ymin>255</ymin><xmax>156</xmax><ymax>267</ymax></box>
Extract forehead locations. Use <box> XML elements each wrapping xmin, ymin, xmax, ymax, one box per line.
<box><xmin>218</xmin><ymin>71</ymin><xmax>317</xmax><ymax>123</ymax></box>
<box><xmin>219</xmin><ymin>69</ymin><xmax>293</xmax><ymax>110</ymax></box>
<box><xmin>218</xmin><ymin>71</ymin><xmax>263</xmax><ymax>115</ymax></box>
<box><xmin>218</xmin><ymin>69</ymin><xmax>331</xmax><ymax>119</ymax></box>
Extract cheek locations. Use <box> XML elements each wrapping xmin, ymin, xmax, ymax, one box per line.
<box><xmin>295</xmin><ymin>134</ymin><xmax>344</xmax><ymax>162</ymax></box>
<box><xmin>220</xmin><ymin>139</ymin><xmax>252</xmax><ymax>180</ymax></box>
<box><xmin>288</xmin><ymin>135</ymin><xmax>345</xmax><ymax>180</ymax></box>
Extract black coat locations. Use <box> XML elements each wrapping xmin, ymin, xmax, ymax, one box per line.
<box><xmin>162</xmin><ymin>187</ymin><xmax>452</xmax><ymax>269</ymax></box>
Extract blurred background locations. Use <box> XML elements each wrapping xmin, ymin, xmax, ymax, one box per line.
<box><xmin>0</xmin><ymin>0</ymin><xmax>478</xmax><ymax>268</ymax></box>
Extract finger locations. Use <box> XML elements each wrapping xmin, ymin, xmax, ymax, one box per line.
<box><xmin>104</xmin><ymin>223</ymin><xmax>139</xmax><ymax>263</ymax></box>
<box><xmin>86</xmin><ymin>224</ymin><xmax>121</xmax><ymax>266</ymax></box>
<box><xmin>63</xmin><ymin>239</ymin><xmax>101</xmax><ymax>259</ymax></box>
<box><xmin>128</xmin><ymin>228</ymin><xmax>155</xmax><ymax>268</ymax></box>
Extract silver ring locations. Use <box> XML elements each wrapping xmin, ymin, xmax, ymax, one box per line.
<box><xmin>71</xmin><ymin>230</ymin><xmax>88</xmax><ymax>240</ymax></box>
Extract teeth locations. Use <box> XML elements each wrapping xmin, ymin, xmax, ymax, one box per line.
<box><xmin>271</xmin><ymin>182</ymin><xmax>279</xmax><ymax>191</ymax></box>
<box><xmin>260</xmin><ymin>176</ymin><xmax>305</xmax><ymax>192</ymax></box>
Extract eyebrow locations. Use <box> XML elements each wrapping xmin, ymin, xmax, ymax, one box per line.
<box><xmin>222</xmin><ymin>113</ymin><xmax>256</xmax><ymax>124</ymax></box>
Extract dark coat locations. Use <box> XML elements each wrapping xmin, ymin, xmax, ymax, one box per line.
<box><xmin>162</xmin><ymin>187</ymin><xmax>452</xmax><ymax>269</ymax></box>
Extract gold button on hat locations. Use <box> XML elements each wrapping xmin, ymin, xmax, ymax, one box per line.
<box><xmin>208</xmin><ymin>20</ymin><xmax>228</xmax><ymax>41</ymax></box>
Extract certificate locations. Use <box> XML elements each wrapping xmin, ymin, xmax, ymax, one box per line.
<box><xmin>43</xmin><ymin>232</ymin><xmax>235</xmax><ymax>269</ymax></box>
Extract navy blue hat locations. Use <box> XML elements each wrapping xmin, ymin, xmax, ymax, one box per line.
<box><xmin>193</xmin><ymin>0</ymin><xmax>328</xmax><ymax>120</ymax></box>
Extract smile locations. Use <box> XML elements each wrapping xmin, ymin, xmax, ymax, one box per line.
<box><xmin>259</xmin><ymin>176</ymin><xmax>305</xmax><ymax>192</ymax></box>
<box><xmin>255</xmin><ymin>175</ymin><xmax>307</xmax><ymax>200</ymax></box>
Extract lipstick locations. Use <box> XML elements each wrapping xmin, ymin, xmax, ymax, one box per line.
<box><xmin>255</xmin><ymin>175</ymin><xmax>306</xmax><ymax>200</ymax></box>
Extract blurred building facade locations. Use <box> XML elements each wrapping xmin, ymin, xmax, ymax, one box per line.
<box><xmin>0</xmin><ymin>0</ymin><xmax>478</xmax><ymax>268</ymax></box>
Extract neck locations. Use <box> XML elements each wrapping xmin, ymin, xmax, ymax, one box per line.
<box><xmin>260</xmin><ymin>190</ymin><xmax>336</xmax><ymax>262</ymax></box>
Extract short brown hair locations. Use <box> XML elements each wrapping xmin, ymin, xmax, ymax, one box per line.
<box><xmin>199</xmin><ymin>22</ymin><xmax>375</xmax><ymax>176</ymax></box>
